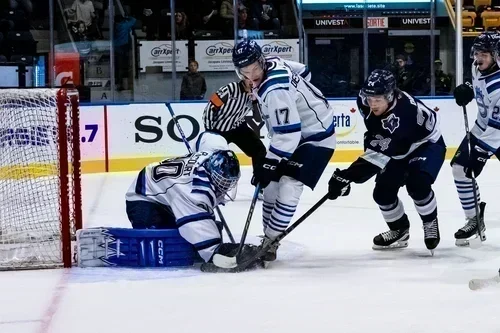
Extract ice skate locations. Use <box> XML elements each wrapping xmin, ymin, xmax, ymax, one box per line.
<box><xmin>259</xmin><ymin>235</ymin><xmax>280</xmax><ymax>261</ymax></box>
<box><xmin>423</xmin><ymin>218</ymin><xmax>440</xmax><ymax>255</ymax></box>
<box><xmin>455</xmin><ymin>202</ymin><xmax>486</xmax><ymax>247</ymax></box>
<box><xmin>372</xmin><ymin>228</ymin><xmax>409</xmax><ymax>250</ymax></box>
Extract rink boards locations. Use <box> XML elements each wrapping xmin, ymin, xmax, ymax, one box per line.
<box><xmin>9</xmin><ymin>98</ymin><xmax>481</xmax><ymax>174</ymax></box>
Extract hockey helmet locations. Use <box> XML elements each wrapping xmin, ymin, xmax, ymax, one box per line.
<box><xmin>232</xmin><ymin>40</ymin><xmax>266</xmax><ymax>80</ymax></box>
<box><xmin>361</xmin><ymin>69</ymin><xmax>396</xmax><ymax>103</ymax></box>
<box><xmin>470</xmin><ymin>31</ymin><xmax>500</xmax><ymax>59</ymax></box>
<box><xmin>205</xmin><ymin>150</ymin><xmax>241</xmax><ymax>195</ymax></box>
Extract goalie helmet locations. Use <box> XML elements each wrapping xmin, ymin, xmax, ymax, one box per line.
<box><xmin>361</xmin><ymin>69</ymin><xmax>396</xmax><ymax>103</ymax></box>
<box><xmin>232</xmin><ymin>40</ymin><xmax>266</xmax><ymax>79</ymax></box>
<box><xmin>470</xmin><ymin>31</ymin><xmax>500</xmax><ymax>59</ymax></box>
<box><xmin>204</xmin><ymin>150</ymin><xmax>241</xmax><ymax>195</ymax></box>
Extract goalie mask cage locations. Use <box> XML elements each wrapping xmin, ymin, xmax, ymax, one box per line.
<box><xmin>0</xmin><ymin>89</ymin><xmax>82</xmax><ymax>270</ymax></box>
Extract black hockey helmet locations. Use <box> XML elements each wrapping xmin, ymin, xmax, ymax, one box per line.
<box><xmin>232</xmin><ymin>39</ymin><xmax>266</xmax><ymax>80</ymax></box>
<box><xmin>361</xmin><ymin>69</ymin><xmax>396</xmax><ymax>102</ymax></box>
<box><xmin>470</xmin><ymin>31</ymin><xmax>500</xmax><ymax>59</ymax></box>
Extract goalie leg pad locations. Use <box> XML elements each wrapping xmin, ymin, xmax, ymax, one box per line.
<box><xmin>76</xmin><ymin>228</ymin><xmax>200</xmax><ymax>268</ymax></box>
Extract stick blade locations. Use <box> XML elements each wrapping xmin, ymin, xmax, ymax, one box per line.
<box><xmin>212</xmin><ymin>253</ymin><xmax>237</xmax><ymax>268</ymax></box>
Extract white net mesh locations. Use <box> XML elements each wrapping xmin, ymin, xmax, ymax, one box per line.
<box><xmin>0</xmin><ymin>89</ymin><xmax>79</xmax><ymax>270</ymax></box>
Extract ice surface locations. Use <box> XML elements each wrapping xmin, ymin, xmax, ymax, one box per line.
<box><xmin>1</xmin><ymin>163</ymin><xmax>499</xmax><ymax>333</ymax></box>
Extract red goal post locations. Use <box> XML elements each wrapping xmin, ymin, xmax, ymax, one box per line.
<box><xmin>0</xmin><ymin>88</ymin><xmax>82</xmax><ymax>270</ymax></box>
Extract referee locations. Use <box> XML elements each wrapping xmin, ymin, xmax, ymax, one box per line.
<box><xmin>203</xmin><ymin>80</ymin><xmax>266</xmax><ymax>173</ymax></box>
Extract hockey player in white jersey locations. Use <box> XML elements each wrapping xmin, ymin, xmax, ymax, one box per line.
<box><xmin>451</xmin><ymin>31</ymin><xmax>500</xmax><ymax>246</ymax></box>
<box><xmin>232</xmin><ymin>40</ymin><xmax>336</xmax><ymax>261</ymax></box>
<box><xmin>125</xmin><ymin>132</ymin><xmax>261</xmax><ymax>269</ymax></box>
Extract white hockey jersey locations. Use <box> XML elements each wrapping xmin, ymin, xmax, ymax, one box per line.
<box><xmin>471</xmin><ymin>64</ymin><xmax>500</xmax><ymax>153</ymax></box>
<box><xmin>125</xmin><ymin>132</ymin><xmax>230</xmax><ymax>262</ymax></box>
<box><xmin>253</xmin><ymin>57</ymin><xmax>335</xmax><ymax>160</ymax></box>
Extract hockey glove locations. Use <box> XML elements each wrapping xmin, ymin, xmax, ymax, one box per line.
<box><xmin>251</xmin><ymin>158</ymin><xmax>280</xmax><ymax>189</ymax></box>
<box><xmin>277</xmin><ymin>159</ymin><xmax>303</xmax><ymax>181</ymax></box>
<box><xmin>453</xmin><ymin>82</ymin><xmax>475</xmax><ymax>107</ymax></box>
<box><xmin>328</xmin><ymin>168</ymin><xmax>351</xmax><ymax>200</ymax></box>
<box><xmin>464</xmin><ymin>146</ymin><xmax>492</xmax><ymax>179</ymax></box>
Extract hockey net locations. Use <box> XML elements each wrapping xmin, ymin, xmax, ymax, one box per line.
<box><xmin>0</xmin><ymin>89</ymin><xmax>82</xmax><ymax>270</ymax></box>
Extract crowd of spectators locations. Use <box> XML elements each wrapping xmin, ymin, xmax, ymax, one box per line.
<box><xmin>0</xmin><ymin>0</ymin><xmax>36</xmax><ymax>64</ymax></box>
<box><xmin>384</xmin><ymin>43</ymin><xmax>453</xmax><ymax>96</ymax></box>
<box><xmin>135</xmin><ymin>0</ymin><xmax>284</xmax><ymax>41</ymax></box>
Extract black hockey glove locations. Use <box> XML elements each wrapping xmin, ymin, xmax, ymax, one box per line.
<box><xmin>464</xmin><ymin>146</ymin><xmax>492</xmax><ymax>178</ymax></box>
<box><xmin>252</xmin><ymin>158</ymin><xmax>280</xmax><ymax>189</ymax></box>
<box><xmin>453</xmin><ymin>82</ymin><xmax>475</xmax><ymax>107</ymax></box>
<box><xmin>327</xmin><ymin>168</ymin><xmax>351</xmax><ymax>200</ymax></box>
<box><xmin>277</xmin><ymin>159</ymin><xmax>302</xmax><ymax>180</ymax></box>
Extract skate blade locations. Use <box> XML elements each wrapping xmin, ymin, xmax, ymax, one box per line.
<box><xmin>455</xmin><ymin>235</ymin><xmax>486</xmax><ymax>248</ymax></box>
<box><xmin>372</xmin><ymin>240</ymin><xmax>409</xmax><ymax>250</ymax></box>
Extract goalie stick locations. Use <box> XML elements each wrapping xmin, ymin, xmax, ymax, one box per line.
<box><xmin>469</xmin><ymin>269</ymin><xmax>500</xmax><ymax>291</ymax></box>
<box><xmin>166</xmin><ymin>103</ymin><xmax>235</xmax><ymax>244</ymax></box>
<box><xmin>212</xmin><ymin>185</ymin><xmax>260</xmax><ymax>268</ymax></box>
<box><xmin>461</xmin><ymin>105</ymin><xmax>486</xmax><ymax>249</ymax></box>
<box><xmin>209</xmin><ymin>193</ymin><xmax>329</xmax><ymax>272</ymax></box>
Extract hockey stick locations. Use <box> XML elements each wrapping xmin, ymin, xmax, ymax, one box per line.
<box><xmin>461</xmin><ymin>105</ymin><xmax>486</xmax><ymax>248</ymax></box>
<box><xmin>165</xmin><ymin>103</ymin><xmax>235</xmax><ymax>243</ymax></box>
<box><xmin>214</xmin><ymin>193</ymin><xmax>329</xmax><ymax>270</ymax></box>
<box><xmin>469</xmin><ymin>269</ymin><xmax>500</xmax><ymax>290</ymax></box>
<box><xmin>212</xmin><ymin>184</ymin><xmax>261</xmax><ymax>268</ymax></box>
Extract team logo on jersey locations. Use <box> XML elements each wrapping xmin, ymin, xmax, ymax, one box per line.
<box><xmin>381</xmin><ymin>113</ymin><xmax>400</xmax><ymax>134</ymax></box>
<box><xmin>475</xmin><ymin>86</ymin><xmax>488</xmax><ymax>118</ymax></box>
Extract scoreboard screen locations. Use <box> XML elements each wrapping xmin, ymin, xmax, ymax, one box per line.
<box><xmin>301</xmin><ymin>0</ymin><xmax>432</xmax><ymax>11</ymax></box>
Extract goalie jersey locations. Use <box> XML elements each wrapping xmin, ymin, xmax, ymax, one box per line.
<box><xmin>356</xmin><ymin>91</ymin><xmax>442</xmax><ymax>170</ymax></box>
<box><xmin>125</xmin><ymin>133</ymin><xmax>229</xmax><ymax>262</ymax></box>
<box><xmin>253</xmin><ymin>57</ymin><xmax>336</xmax><ymax>160</ymax></box>
<box><xmin>471</xmin><ymin>64</ymin><xmax>500</xmax><ymax>153</ymax></box>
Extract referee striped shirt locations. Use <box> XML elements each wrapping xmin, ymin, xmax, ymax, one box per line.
<box><xmin>203</xmin><ymin>81</ymin><xmax>254</xmax><ymax>132</ymax></box>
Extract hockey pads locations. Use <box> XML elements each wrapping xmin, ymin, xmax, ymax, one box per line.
<box><xmin>453</xmin><ymin>82</ymin><xmax>474</xmax><ymax>107</ymax></box>
<box><xmin>464</xmin><ymin>146</ymin><xmax>492</xmax><ymax>178</ymax></box>
<box><xmin>251</xmin><ymin>158</ymin><xmax>280</xmax><ymax>188</ymax></box>
<box><xmin>327</xmin><ymin>168</ymin><xmax>351</xmax><ymax>200</ymax></box>
<box><xmin>76</xmin><ymin>228</ymin><xmax>199</xmax><ymax>268</ymax></box>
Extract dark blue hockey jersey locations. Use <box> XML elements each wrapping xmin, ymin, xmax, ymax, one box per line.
<box><xmin>356</xmin><ymin>90</ymin><xmax>443</xmax><ymax>170</ymax></box>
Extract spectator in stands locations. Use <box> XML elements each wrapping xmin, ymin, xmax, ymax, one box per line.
<box><xmin>142</xmin><ymin>1</ymin><xmax>163</xmax><ymax>40</ymax></box>
<box><xmin>434</xmin><ymin>59</ymin><xmax>452</xmax><ymax>95</ymax></box>
<box><xmin>114</xmin><ymin>14</ymin><xmax>136</xmax><ymax>90</ymax></box>
<box><xmin>180</xmin><ymin>60</ymin><xmax>207</xmax><ymax>100</ymax></box>
<box><xmin>166</xmin><ymin>12</ymin><xmax>190</xmax><ymax>40</ymax></box>
<box><xmin>395</xmin><ymin>54</ymin><xmax>415</xmax><ymax>93</ymax></box>
<box><xmin>220</xmin><ymin>0</ymin><xmax>234</xmax><ymax>36</ymax></box>
<box><xmin>92</xmin><ymin>0</ymin><xmax>106</xmax><ymax>38</ymax></box>
<box><xmin>251</xmin><ymin>0</ymin><xmax>280</xmax><ymax>30</ymax></box>
<box><xmin>403</xmin><ymin>42</ymin><xmax>415</xmax><ymax>66</ymax></box>
<box><xmin>238</xmin><ymin>8</ymin><xmax>251</xmax><ymax>30</ymax></box>
<box><xmin>9</xmin><ymin>0</ymin><xmax>32</xmax><ymax>15</ymax></box>
<box><xmin>193</xmin><ymin>0</ymin><xmax>219</xmax><ymax>30</ymax></box>
<box><xmin>72</xmin><ymin>21</ymin><xmax>91</xmax><ymax>55</ymax></box>
<box><xmin>66</xmin><ymin>0</ymin><xmax>98</xmax><ymax>38</ymax></box>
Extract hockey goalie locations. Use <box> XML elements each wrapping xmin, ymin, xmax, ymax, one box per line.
<box><xmin>76</xmin><ymin>132</ymin><xmax>263</xmax><ymax>270</ymax></box>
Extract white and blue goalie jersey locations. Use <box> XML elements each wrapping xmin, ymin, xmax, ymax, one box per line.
<box><xmin>253</xmin><ymin>57</ymin><xmax>336</xmax><ymax>160</ymax></box>
<box><xmin>471</xmin><ymin>64</ymin><xmax>500</xmax><ymax>153</ymax></box>
<box><xmin>125</xmin><ymin>133</ymin><xmax>229</xmax><ymax>262</ymax></box>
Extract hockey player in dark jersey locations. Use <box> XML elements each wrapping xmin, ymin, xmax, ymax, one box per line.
<box><xmin>450</xmin><ymin>32</ymin><xmax>500</xmax><ymax>246</ymax></box>
<box><xmin>327</xmin><ymin>69</ymin><xmax>446</xmax><ymax>254</ymax></box>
